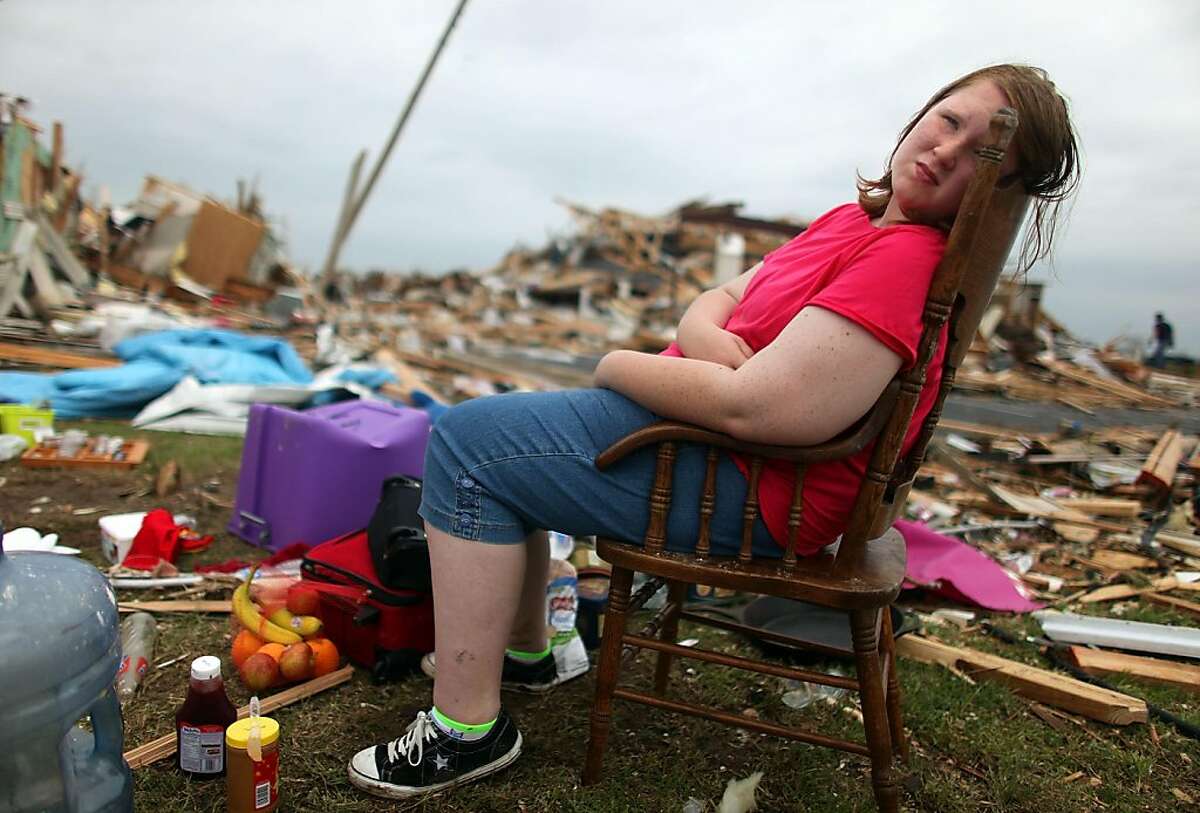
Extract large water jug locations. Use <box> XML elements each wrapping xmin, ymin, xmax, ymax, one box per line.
<box><xmin>0</xmin><ymin>527</ymin><xmax>134</xmax><ymax>812</ymax></box>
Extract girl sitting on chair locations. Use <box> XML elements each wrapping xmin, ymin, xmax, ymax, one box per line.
<box><xmin>349</xmin><ymin>62</ymin><xmax>1080</xmax><ymax>800</ymax></box>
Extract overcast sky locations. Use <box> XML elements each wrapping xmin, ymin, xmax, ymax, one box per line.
<box><xmin>3</xmin><ymin>1</ymin><xmax>1198</xmax><ymax>354</ymax></box>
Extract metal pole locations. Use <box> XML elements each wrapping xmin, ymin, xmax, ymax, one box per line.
<box><xmin>322</xmin><ymin>0</ymin><xmax>469</xmax><ymax>276</ymax></box>
<box><xmin>320</xmin><ymin>148</ymin><xmax>367</xmax><ymax>278</ymax></box>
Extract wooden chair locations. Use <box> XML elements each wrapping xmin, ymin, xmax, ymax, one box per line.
<box><xmin>581</xmin><ymin>110</ymin><xmax>1028</xmax><ymax>813</ymax></box>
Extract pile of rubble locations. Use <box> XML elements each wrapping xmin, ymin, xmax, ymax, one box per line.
<box><xmin>1</xmin><ymin>103</ymin><xmax>1195</xmax><ymax>416</ymax></box>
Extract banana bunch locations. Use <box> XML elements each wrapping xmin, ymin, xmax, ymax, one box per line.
<box><xmin>267</xmin><ymin>606</ymin><xmax>323</xmax><ymax>637</ymax></box>
<box><xmin>232</xmin><ymin>566</ymin><xmax>322</xmax><ymax>644</ymax></box>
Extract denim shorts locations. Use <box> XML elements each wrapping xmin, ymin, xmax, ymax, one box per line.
<box><xmin>417</xmin><ymin>388</ymin><xmax>779</xmax><ymax>557</ymax></box>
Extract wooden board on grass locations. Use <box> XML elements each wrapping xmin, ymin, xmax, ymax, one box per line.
<box><xmin>1065</xmin><ymin>645</ymin><xmax>1200</xmax><ymax>694</ymax></box>
<box><xmin>118</xmin><ymin>600</ymin><xmax>231</xmax><ymax>614</ymax></box>
<box><xmin>896</xmin><ymin>634</ymin><xmax>1147</xmax><ymax>725</ymax></box>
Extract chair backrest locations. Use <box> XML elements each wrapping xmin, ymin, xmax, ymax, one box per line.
<box><xmin>832</xmin><ymin>109</ymin><xmax>1027</xmax><ymax>574</ymax></box>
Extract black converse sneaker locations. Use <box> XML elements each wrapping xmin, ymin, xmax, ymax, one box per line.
<box><xmin>420</xmin><ymin>637</ymin><xmax>590</xmax><ymax>693</ymax></box>
<box><xmin>347</xmin><ymin>709</ymin><xmax>522</xmax><ymax>799</ymax></box>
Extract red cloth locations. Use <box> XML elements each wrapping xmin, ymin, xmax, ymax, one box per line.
<box><xmin>662</xmin><ymin>203</ymin><xmax>949</xmax><ymax>555</ymax></box>
<box><xmin>194</xmin><ymin>542</ymin><xmax>311</xmax><ymax>574</ymax></box>
<box><xmin>122</xmin><ymin>508</ymin><xmax>214</xmax><ymax>571</ymax></box>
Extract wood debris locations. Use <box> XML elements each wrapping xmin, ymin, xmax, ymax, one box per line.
<box><xmin>896</xmin><ymin>634</ymin><xmax>1148</xmax><ymax>725</ymax></box>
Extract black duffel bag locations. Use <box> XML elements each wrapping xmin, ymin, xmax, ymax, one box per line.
<box><xmin>367</xmin><ymin>475</ymin><xmax>432</xmax><ymax>592</ymax></box>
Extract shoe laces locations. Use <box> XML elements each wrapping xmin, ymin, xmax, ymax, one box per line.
<box><xmin>387</xmin><ymin>711</ymin><xmax>439</xmax><ymax>767</ymax></box>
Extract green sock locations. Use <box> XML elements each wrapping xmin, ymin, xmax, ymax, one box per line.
<box><xmin>505</xmin><ymin>644</ymin><xmax>551</xmax><ymax>663</ymax></box>
<box><xmin>430</xmin><ymin>706</ymin><xmax>495</xmax><ymax>741</ymax></box>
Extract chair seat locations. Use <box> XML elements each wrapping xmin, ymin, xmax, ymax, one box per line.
<box><xmin>596</xmin><ymin>527</ymin><xmax>906</xmax><ymax>610</ymax></box>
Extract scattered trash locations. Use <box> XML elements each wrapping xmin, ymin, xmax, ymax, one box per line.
<box><xmin>2</xmin><ymin>526</ymin><xmax>79</xmax><ymax>555</ymax></box>
<box><xmin>116</xmin><ymin>613</ymin><xmax>159</xmax><ymax>702</ymax></box>
<box><xmin>717</xmin><ymin>770</ymin><xmax>764</xmax><ymax>813</ymax></box>
<box><xmin>780</xmin><ymin>676</ymin><xmax>847</xmax><ymax>710</ymax></box>
<box><xmin>0</xmin><ymin>433</ymin><xmax>28</xmax><ymax>461</ymax></box>
<box><xmin>898</xmin><ymin>520</ymin><xmax>1044</xmax><ymax>612</ymax></box>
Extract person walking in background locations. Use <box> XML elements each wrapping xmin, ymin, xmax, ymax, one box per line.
<box><xmin>1150</xmin><ymin>312</ymin><xmax>1174</xmax><ymax>368</ymax></box>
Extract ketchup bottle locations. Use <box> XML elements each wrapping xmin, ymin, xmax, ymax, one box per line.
<box><xmin>176</xmin><ymin>655</ymin><xmax>238</xmax><ymax>778</ymax></box>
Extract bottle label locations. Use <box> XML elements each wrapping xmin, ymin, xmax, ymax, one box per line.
<box><xmin>253</xmin><ymin>750</ymin><xmax>280</xmax><ymax>809</ymax></box>
<box><xmin>547</xmin><ymin>575</ymin><xmax>578</xmax><ymax>633</ymax></box>
<box><xmin>179</xmin><ymin>723</ymin><xmax>225</xmax><ymax>773</ymax></box>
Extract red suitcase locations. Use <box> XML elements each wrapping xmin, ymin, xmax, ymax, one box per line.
<box><xmin>301</xmin><ymin>530</ymin><xmax>434</xmax><ymax>682</ymax></box>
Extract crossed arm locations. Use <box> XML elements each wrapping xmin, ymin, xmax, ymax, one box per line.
<box><xmin>593</xmin><ymin>265</ymin><xmax>904</xmax><ymax>446</ymax></box>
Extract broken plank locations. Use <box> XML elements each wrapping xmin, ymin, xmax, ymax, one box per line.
<box><xmin>1156</xmin><ymin>530</ymin><xmax>1200</xmax><ymax>558</ymax></box>
<box><xmin>34</xmin><ymin>211</ymin><xmax>90</xmax><ymax>287</ymax></box>
<box><xmin>27</xmin><ymin>247</ymin><xmax>64</xmax><ymax>308</ymax></box>
<box><xmin>1056</xmin><ymin>498</ymin><xmax>1142</xmax><ymax>519</ymax></box>
<box><xmin>935</xmin><ymin>419</ymin><xmax>1024</xmax><ymax>441</ymax></box>
<box><xmin>1052</xmin><ymin>523</ymin><xmax>1101</xmax><ymax>544</ymax></box>
<box><xmin>1065</xmin><ymin>645</ymin><xmax>1200</xmax><ymax>694</ymax></box>
<box><xmin>1083</xmin><ymin>550</ymin><xmax>1158</xmax><ymax>571</ymax></box>
<box><xmin>929</xmin><ymin>442</ymin><xmax>1005</xmax><ymax>503</ymax></box>
<box><xmin>118</xmin><ymin>600</ymin><xmax>231</xmax><ymax>614</ymax></box>
<box><xmin>0</xmin><ymin>341</ymin><xmax>120</xmax><ymax>369</ymax></box>
<box><xmin>1137</xmin><ymin>429</ymin><xmax>1187</xmax><ymax>491</ymax></box>
<box><xmin>895</xmin><ymin>634</ymin><xmax>1147</xmax><ymax>725</ymax></box>
<box><xmin>1078</xmin><ymin>576</ymin><xmax>1178</xmax><ymax>604</ymax></box>
<box><xmin>1142</xmin><ymin>592</ymin><xmax>1200</xmax><ymax>619</ymax></box>
<box><xmin>124</xmin><ymin>665</ymin><xmax>353</xmax><ymax>769</ymax></box>
<box><xmin>992</xmin><ymin>485</ymin><xmax>1125</xmax><ymax>532</ymax></box>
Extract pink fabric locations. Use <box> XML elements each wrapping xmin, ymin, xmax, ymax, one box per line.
<box><xmin>663</xmin><ymin>204</ymin><xmax>949</xmax><ymax>554</ymax></box>
<box><xmin>896</xmin><ymin>519</ymin><xmax>1043</xmax><ymax>612</ymax></box>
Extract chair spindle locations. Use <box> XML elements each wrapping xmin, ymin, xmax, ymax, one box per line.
<box><xmin>783</xmin><ymin>463</ymin><xmax>807</xmax><ymax>568</ymax></box>
<box><xmin>739</xmin><ymin>456</ymin><xmax>763</xmax><ymax>563</ymax></box>
<box><xmin>644</xmin><ymin>441</ymin><xmax>676</xmax><ymax>553</ymax></box>
<box><xmin>695</xmin><ymin>447</ymin><xmax>719</xmax><ymax>560</ymax></box>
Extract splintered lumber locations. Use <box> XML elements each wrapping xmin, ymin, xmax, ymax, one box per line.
<box><xmin>1056</xmin><ymin>498</ymin><xmax>1142</xmax><ymax>519</ymax></box>
<box><xmin>1078</xmin><ymin>576</ymin><xmax>1179</xmax><ymax>604</ymax></box>
<box><xmin>1137</xmin><ymin>429</ymin><xmax>1187</xmax><ymax>491</ymax></box>
<box><xmin>123</xmin><ymin>665</ymin><xmax>353</xmax><ymax>769</ymax></box>
<box><xmin>935</xmin><ymin>419</ymin><xmax>1024</xmax><ymax>441</ymax></box>
<box><xmin>1065</xmin><ymin>645</ymin><xmax>1200</xmax><ymax>694</ymax></box>
<box><xmin>117</xmin><ymin>600</ymin><xmax>231</xmax><ymax>614</ymax></box>
<box><xmin>1109</xmin><ymin>531</ymin><xmax>1200</xmax><ymax>560</ymax></box>
<box><xmin>1084</xmin><ymin>550</ymin><xmax>1157</xmax><ymax>571</ymax></box>
<box><xmin>1142</xmin><ymin>592</ymin><xmax>1200</xmax><ymax>619</ymax></box>
<box><xmin>1053</xmin><ymin>523</ymin><xmax>1101</xmax><ymax>544</ymax></box>
<box><xmin>895</xmin><ymin>634</ymin><xmax>1147</xmax><ymax>724</ymax></box>
<box><xmin>0</xmin><ymin>341</ymin><xmax>120</xmax><ymax>369</ymax></box>
<box><xmin>1156</xmin><ymin>530</ymin><xmax>1200</xmax><ymax>558</ymax></box>
<box><xmin>1044</xmin><ymin>359</ymin><xmax>1177</xmax><ymax>409</ymax></box>
<box><xmin>991</xmin><ymin>485</ymin><xmax>1125</xmax><ymax>533</ymax></box>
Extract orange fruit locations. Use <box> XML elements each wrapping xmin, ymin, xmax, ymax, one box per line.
<box><xmin>256</xmin><ymin>642</ymin><xmax>286</xmax><ymax>663</ymax></box>
<box><xmin>308</xmin><ymin>638</ymin><xmax>340</xmax><ymax>677</ymax></box>
<box><xmin>231</xmin><ymin>629</ymin><xmax>266</xmax><ymax>669</ymax></box>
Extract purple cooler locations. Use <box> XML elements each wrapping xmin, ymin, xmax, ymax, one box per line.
<box><xmin>228</xmin><ymin>400</ymin><xmax>430</xmax><ymax>551</ymax></box>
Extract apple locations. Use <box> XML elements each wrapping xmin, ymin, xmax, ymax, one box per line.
<box><xmin>286</xmin><ymin>583</ymin><xmax>321</xmax><ymax>616</ymax></box>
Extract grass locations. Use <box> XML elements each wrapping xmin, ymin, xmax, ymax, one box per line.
<box><xmin>3</xmin><ymin>420</ymin><xmax>1199</xmax><ymax>811</ymax></box>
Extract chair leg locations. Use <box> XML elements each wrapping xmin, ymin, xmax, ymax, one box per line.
<box><xmin>878</xmin><ymin>608</ymin><xmax>909</xmax><ymax>763</ymax></box>
<box><xmin>582</xmin><ymin>565</ymin><xmax>635</xmax><ymax>786</ymax></box>
<box><xmin>653</xmin><ymin>580</ymin><xmax>687</xmax><ymax>696</ymax></box>
<box><xmin>851</xmin><ymin>609</ymin><xmax>899</xmax><ymax>813</ymax></box>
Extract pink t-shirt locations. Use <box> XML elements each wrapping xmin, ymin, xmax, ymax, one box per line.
<box><xmin>662</xmin><ymin>203</ymin><xmax>949</xmax><ymax>555</ymax></box>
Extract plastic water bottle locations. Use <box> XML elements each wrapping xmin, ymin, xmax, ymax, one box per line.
<box><xmin>0</xmin><ymin>523</ymin><xmax>134</xmax><ymax>812</ymax></box>
<box><xmin>115</xmin><ymin>613</ymin><xmax>158</xmax><ymax>703</ymax></box>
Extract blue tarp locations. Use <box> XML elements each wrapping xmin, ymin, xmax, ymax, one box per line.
<box><xmin>0</xmin><ymin>330</ymin><xmax>314</xmax><ymax>418</ymax></box>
